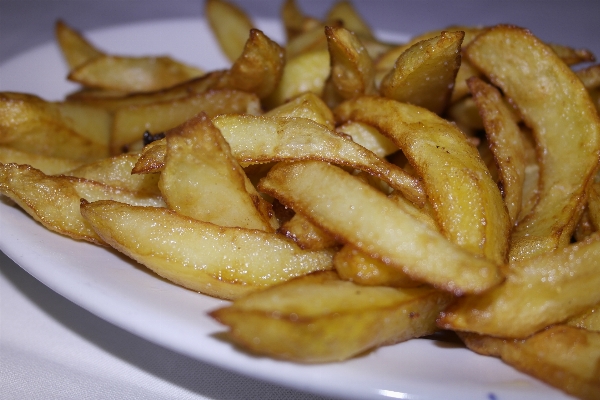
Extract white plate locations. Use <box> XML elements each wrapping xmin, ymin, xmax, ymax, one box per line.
<box><xmin>0</xmin><ymin>18</ymin><xmax>576</xmax><ymax>400</ymax></box>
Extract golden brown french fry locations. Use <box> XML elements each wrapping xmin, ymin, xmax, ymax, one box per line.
<box><xmin>589</xmin><ymin>178</ymin><xmax>600</xmax><ymax>231</ymax></box>
<box><xmin>0</xmin><ymin>146</ymin><xmax>84</xmax><ymax>175</ymax></box>
<box><xmin>68</xmin><ymin>55</ymin><xmax>204</xmax><ymax>93</ymax></box>
<box><xmin>576</xmin><ymin>64</ymin><xmax>600</xmax><ymax>90</ymax></box>
<box><xmin>325</xmin><ymin>0</ymin><xmax>374</xmax><ymax>40</ymax></box>
<box><xmin>264</xmin><ymin>92</ymin><xmax>335</xmax><ymax>129</ymax></box>
<box><xmin>65</xmin><ymin>152</ymin><xmax>161</xmax><ymax>196</ymax></box>
<box><xmin>468</xmin><ymin>77</ymin><xmax>525</xmax><ymax>225</ymax></box>
<box><xmin>265</xmin><ymin>50</ymin><xmax>330</xmax><ymax>108</ymax></box>
<box><xmin>211</xmin><ymin>271</ymin><xmax>452</xmax><ymax>362</ymax></box>
<box><xmin>462</xmin><ymin>326</ymin><xmax>600</xmax><ymax>400</ymax></box>
<box><xmin>0</xmin><ymin>92</ymin><xmax>110</xmax><ymax>161</ymax></box>
<box><xmin>279</xmin><ymin>212</ymin><xmax>339</xmax><ymax>250</ymax></box>
<box><xmin>465</xmin><ymin>25</ymin><xmax>600</xmax><ymax>262</ymax></box>
<box><xmin>110</xmin><ymin>90</ymin><xmax>261</xmax><ymax>154</ymax></box>
<box><xmin>80</xmin><ymin>199</ymin><xmax>334</xmax><ymax>299</ymax></box>
<box><xmin>334</xmin><ymin>244</ymin><xmax>421</xmax><ymax>288</ymax></box>
<box><xmin>380</xmin><ymin>31</ymin><xmax>464</xmax><ymax>115</ymax></box>
<box><xmin>0</xmin><ymin>163</ymin><xmax>164</xmax><ymax>243</ymax></box>
<box><xmin>259</xmin><ymin>161</ymin><xmax>502</xmax><ymax>295</ymax></box>
<box><xmin>280</xmin><ymin>0</ymin><xmax>320</xmax><ymax>41</ymax></box>
<box><xmin>325</xmin><ymin>26</ymin><xmax>376</xmax><ymax>100</ymax></box>
<box><xmin>567</xmin><ymin>305</ymin><xmax>600</xmax><ymax>332</ymax></box>
<box><xmin>159</xmin><ymin>113</ymin><xmax>276</xmax><ymax>231</ymax></box>
<box><xmin>438</xmin><ymin>233</ymin><xmax>600</xmax><ymax>338</ymax></box>
<box><xmin>335</xmin><ymin>96</ymin><xmax>510</xmax><ymax>265</ymax></box>
<box><xmin>549</xmin><ymin>43</ymin><xmax>596</xmax><ymax>66</ymax></box>
<box><xmin>205</xmin><ymin>0</ymin><xmax>254</xmax><ymax>62</ymax></box>
<box><xmin>335</xmin><ymin>121</ymin><xmax>397</xmax><ymax>158</ymax></box>
<box><xmin>55</xmin><ymin>20</ymin><xmax>104</xmax><ymax>69</ymax></box>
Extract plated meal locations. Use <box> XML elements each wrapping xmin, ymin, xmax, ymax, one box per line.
<box><xmin>1</xmin><ymin>0</ymin><xmax>599</xmax><ymax>399</ymax></box>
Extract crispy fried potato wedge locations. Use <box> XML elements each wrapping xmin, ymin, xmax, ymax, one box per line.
<box><xmin>334</xmin><ymin>245</ymin><xmax>421</xmax><ymax>288</ymax></box>
<box><xmin>466</xmin><ymin>25</ymin><xmax>600</xmax><ymax>262</ymax></box>
<box><xmin>0</xmin><ymin>146</ymin><xmax>84</xmax><ymax>175</ymax></box>
<box><xmin>280</xmin><ymin>0</ymin><xmax>320</xmax><ymax>41</ymax></box>
<box><xmin>438</xmin><ymin>233</ymin><xmax>600</xmax><ymax>338</ymax></box>
<box><xmin>567</xmin><ymin>305</ymin><xmax>600</xmax><ymax>332</ymax></box>
<box><xmin>55</xmin><ymin>20</ymin><xmax>104</xmax><ymax>69</ymax></box>
<box><xmin>285</xmin><ymin>23</ymin><xmax>330</xmax><ymax>60</ymax></box>
<box><xmin>64</xmin><ymin>152</ymin><xmax>161</xmax><ymax>196</ymax></box>
<box><xmin>0</xmin><ymin>163</ymin><xmax>164</xmax><ymax>243</ymax></box>
<box><xmin>335</xmin><ymin>121</ymin><xmax>397</xmax><ymax>158</ymax></box>
<box><xmin>65</xmin><ymin>71</ymin><xmax>225</xmax><ymax>112</ymax></box>
<box><xmin>549</xmin><ymin>43</ymin><xmax>596</xmax><ymax>66</ymax></box>
<box><xmin>111</xmin><ymin>89</ymin><xmax>261</xmax><ymax>154</ymax></box>
<box><xmin>133</xmin><ymin>115</ymin><xmax>424</xmax><ymax>204</ymax></box>
<box><xmin>279</xmin><ymin>212</ymin><xmax>339</xmax><ymax>250</ymax></box>
<box><xmin>468</xmin><ymin>77</ymin><xmax>525</xmax><ymax>225</ymax></box>
<box><xmin>160</xmin><ymin>113</ymin><xmax>276</xmax><ymax>231</ymax></box>
<box><xmin>264</xmin><ymin>92</ymin><xmax>335</xmax><ymax>129</ymax></box>
<box><xmin>461</xmin><ymin>326</ymin><xmax>600</xmax><ymax>400</ymax></box>
<box><xmin>68</xmin><ymin>55</ymin><xmax>204</xmax><ymax>93</ymax></box>
<box><xmin>259</xmin><ymin>161</ymin><xmax>502</xmax><ymax>294</ymax></box>
<box><xmin>265</xmin><ymin>50</ymin><xmax>330</xmax><ymax>109</ymax></box>
<box><xmin>325</xmin><ymin>1</ymin><xmax>373</xmax><ymax>40</ymax></box>
<box><xmin>380</xmin><ymin>31</ymin><xmax>464</xmax><ymax>115</ymax></box>
<box><xmin>205</xmin><ymin>0</ymin><xmax>254</xmax><ymax>62</ymax></box>
<box><xmin>335</xmin><ymin>96</ymin><xmax>510</xmax><ymax>264</ymax></box>
<box><xmin>0</xmin><ymin>93</ymin><xmax>110</xmax><ymax>160</ymax></box>
<box><xmin>576</xmin><ymin>64</ymin><xmax>600</xmax><ymax>90</ymax></box>
<box><xmin>211</xmin><ymin>271</ymin><xmax>452</xmax><ymax>362</ymax></box>
<box><xmin>212</xmin><ymin>29</ymin><xmax>285</xmax><ymax>99</ymax></box>
<box><xmin>325</xmin><ymin>26</ymin><xmax>376</xmax><ymax>100</ymax></box>
<box><xmin>80</xmin><ymin>200</ymin><xmax>334</xmax><ymax>299</ymax></box>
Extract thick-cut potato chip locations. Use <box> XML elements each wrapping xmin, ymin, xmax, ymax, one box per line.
<box><xmin>0</xmin><ymin>92</ymin><xmax>110</xmax><ymax>160</ymax></box>
<box><xmin>438</xmin><ymin>233</ymin><xmax>600</xmax><ymax>338</ymax></box>
<box><xmin>466</xmin><ymin>25</ymin><xmax>600</xmax><ymax>262</ymax></box>
<box><xmin>68</xmin><ymin>55</ymin><xmax>204</xmax><ymax>93</ymax></box>
<box><xmin>211</xmin><ymin>271</ymin><xmax>452</xmax><ymax>362</ymax></box>
<box><xmin>0</xmin><ymin>146</ymin><xmax>84</xmax><ymax>175</ymax></box>
<box><xmin>461</xmin><ymin>326</ymin><xmax>600</xmax><ymax>400</ymax></box>
<box><xmin>335</xmin><ymin>96</ymin><xmax>510</xmax><ymax>265</ymax></box>
<box><xmin>55</xmin><ymin>20</ymin><xmax>104</xmax><ymax>69</ymax></box>
<box><xmin>379</xmin><ymin>31</ymin><xmax>464</xmax><ymax>115</ymax></box>
<box><xmin>205</xmin><ymin>0</ymin><xmax>254</xmax><ymax>62</ymax></box>
<box><xmin>110</xmin><ymin>89</ymin><xmax>261</xmax><ymax>154</ymax></box>
<box><xmin>159</xmin><ymin>113</ymin><xmax>276</xmax><ymax>231</ymax></box>
<box><xmin>0</xmin><ymin>163</ymin><xmax>164</xmax><ymax>243</ymax></box>
<box><xmin>259</xmin><ymin>161</ymin><xmax>502</xmax><ymax>294</ymax></box>
<box><xmin>468</xmin><ymin>77</ymin><xmax>525</xmax><ymax>225</ymax></box>
<box><xmin>80</xmin><ymin>200</ymin><xmax>334</xmax><ymax>300</ymax></box>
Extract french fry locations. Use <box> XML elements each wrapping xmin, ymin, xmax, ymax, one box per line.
<box><xmin>259</xmin><ymin>160</ymin><xmax>502</xmax><ymax>294</ymax></box>
<box><xmin>55</xmin><ymin>20</ymin><xmax>104</xmax><ymax>69</ymax></box>
<box><xmin>0</xmin><ymin>146</ymin><xmax>84</xmax><ymax>175</ymax></box>
<box><xmin>211</xmin><ymin>271</ymin><xmax>453</xmax><ymax>362</ymax></box>
<box><xmin>465</xmin><ymin>25</ymin><xmax>600</xmax><ymax>262</ymax></box>
<box><xmin>205</xmin><ymin>0</ymin><xmax>255</xmax><ymax>62</ymax></box>
<box><xmin>379</xmin><ymin>31</ymin><xmax>464</xmax><ymax>114</ymax></box>
<box><xmin>335</xmin><ymin>96</ymin><xmax>510</xmax><ymax>265</ymax></box>
<box><xmin>0</xmin><ymin>163</ymin><xmax>164</xmax><ymax>243</ymax></box>
<box><xmin>80</xmin><ymin>199</ymin><xmax>334</xmax><ymax>300</ymax></box>
<box><xmin>439</xmin><ymin>233</ymin><xmax>600</xmax><ymax>338</ymax></box>
<box><xmin>159</xmin><ymin>113</ymin><xmax>277</xmax><ymax>231</ymax></box>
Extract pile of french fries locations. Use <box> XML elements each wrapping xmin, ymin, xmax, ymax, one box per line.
<box><xmin>1</xmin><ymin>0</ymin><xmax>600</xmax><ymax>398</ymax></box>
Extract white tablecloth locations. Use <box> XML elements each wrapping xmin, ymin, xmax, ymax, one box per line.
<box><xmin>1</xmin><ymin>1</ymin><xmax>599</xmax><ymax>399</ymax></box>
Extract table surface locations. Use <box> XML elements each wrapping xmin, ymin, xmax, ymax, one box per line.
<box><xmin>1</xmin><ymin>1</ymin><xmax>599</xmax><ymax>399</ymax></box>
